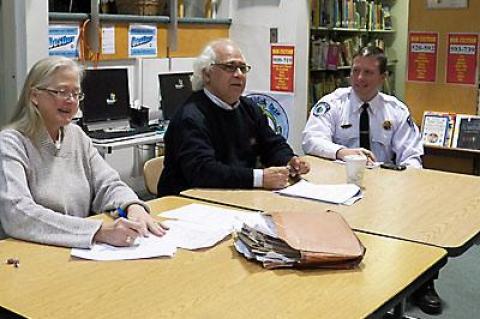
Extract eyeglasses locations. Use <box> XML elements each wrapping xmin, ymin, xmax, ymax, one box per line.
<box><xmin>37</xmin><ymin>87</ymin><xmax>85</xmax><ymax>101</ymax></box>
<box><xmin>211</xmin><ymin>63</ymin><xmax>252</xmax><ymax>74</ymax></box>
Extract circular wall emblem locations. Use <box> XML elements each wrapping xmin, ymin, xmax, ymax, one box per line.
<box><xmin>246</xmin><ymin>93</ymin><xmax>289</xmax><ymax>139</ymax></box>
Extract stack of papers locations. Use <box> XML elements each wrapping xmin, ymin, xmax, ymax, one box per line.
<box><xmin>71</xmin><ymin>204</ymin><xmax>264</xmax><ymax>261</ymax></box>
<box><xmin>234</xmin><ymin>210</ymin><xmax>366</xmax><ymax>270</ymax></box>
<box><xmin>277</xmin><ymin>180</ymin><xmax>362</xmax><ymax>205</ymax></box>
<box><xmin>235</xmin><ymin>223</ymin><xmax>300</xmax><ymax>269</ymax></box>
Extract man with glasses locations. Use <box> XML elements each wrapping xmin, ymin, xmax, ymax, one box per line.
<box><xmin>157</xmin><ymin>39</ymin><xmax>309</xmax><ymax>197</ymax></box>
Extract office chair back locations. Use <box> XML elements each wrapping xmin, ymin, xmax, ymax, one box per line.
<box><xmin>143</xmin><ymin>156</ymin><xmax>164</xmax><ymax>195</ymax></box>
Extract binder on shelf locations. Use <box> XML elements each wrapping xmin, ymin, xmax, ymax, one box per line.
<box><xmin>421</xmin><ymin>111</ymin><xmax>456</xmax><ymax>147</ymax></box>
<box><xmin>451</xmin><ymin>114</ymin><xmax>480</xmax><ymax>150</ymax></box>
<box><xmin>311</xmin><ymin>0</ymin><xmax>320</xmax><ymax>27</ymax></box>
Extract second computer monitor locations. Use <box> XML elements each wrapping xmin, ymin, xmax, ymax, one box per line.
<box><xmin>158</xmin><ymin>72</ymin><xmax>193</xmax><ymax>120</ymax></box>
<box><xmin>81</xmin><ymin>68</ymin><xmax>130</xmax><ymax>125</ymax></box>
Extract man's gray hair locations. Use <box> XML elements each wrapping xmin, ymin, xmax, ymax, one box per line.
<box><xmin>190</xmin><ymin>39</ymin><xmax>243</xmax><ymax>91</ymax></box>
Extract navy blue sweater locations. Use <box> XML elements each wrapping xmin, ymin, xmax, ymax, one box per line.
<box><xmin>157</xmin><ymin>91</ymin><xmax>294</xmax><ymax>196</ymax></box>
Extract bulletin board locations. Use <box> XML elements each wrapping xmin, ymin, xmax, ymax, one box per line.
<box><xmin>405</xmin><ymin>1</ymin><xmax>480</xmax><ymax>122</ymax></box>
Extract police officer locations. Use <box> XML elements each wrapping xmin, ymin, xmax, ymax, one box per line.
<box><xmin>302</xmin><ymin>46</ymin><xmax>442</xmax><ymax>315</ymax></box>
<box><xmin>302</xmin><ymin>46</ymin><xmax>423</xmax><ymax>168</ymax></box>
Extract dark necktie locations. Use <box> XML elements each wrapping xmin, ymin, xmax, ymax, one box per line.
<box><xmin>359</xmin><ymin>103</ymin><xmax>370</xmax><ymax>150</ymax></box>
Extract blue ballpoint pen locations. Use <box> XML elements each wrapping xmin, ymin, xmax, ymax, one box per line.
<box><xmin>117</xmin><ymin>207</ymin><xmax>128</xmax><ymax>218</ymax></box>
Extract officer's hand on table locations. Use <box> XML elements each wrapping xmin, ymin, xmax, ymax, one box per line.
<box><xmin>336</xmin><ymin>148</ymin><xmax>376</xmax><ymax>165</ymax></box>
<box><xmin>263</xmin><ymin>166</ymin><xmax>290</xmax><ymax>189</ymax></box>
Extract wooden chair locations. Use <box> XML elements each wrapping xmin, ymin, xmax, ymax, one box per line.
<box><xmin>143</xmin><ymin>156</ymin><xmax>164</xmax><ymax>196</ymax></box>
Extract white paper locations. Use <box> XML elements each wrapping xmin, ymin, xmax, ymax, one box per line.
<box><xmin>160</xmin><ymin>203</ymin><xmax>263</xmax><ymax>232</ymax></box>
<box><xmin>101</xmin><ymin>25</ymin><xmax>115</xmax><ymax>54</ymax></box>
<box><xmin>71</xmin><ymin>204</ymin><xmax>264</xmax><ymax>261</ymax></box>
<box><xmin>71</xmin><ymin>234</ymin><xmax>176</xmax><ymax>261</ymax></box>
<box><xmin>234</xmin><ymin>239</ymin><xmax>255</xmax><ymax>259</ymax></box>
<box><xmin>161</xmin><ymin>219</ymin><xmax>232</xmax><ymax>250</ymax></box>
<box><xmin>276</xmin><ymin>179</ymin><xmax>361</xmax><ymax>204</ymax></box>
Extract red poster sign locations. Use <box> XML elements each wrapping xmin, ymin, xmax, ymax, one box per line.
<box><xmin>446</xmin><ymin>33</ymin><xmax>478</xmax><ymax>85</ymax></box>
<box><xmin>407</xmin><ymin>32</ymin><xmax>438</xmax><ymax>82</ymax></box>
<box><xmin>270</xmin><ymin>45</ymin><xmax>295</xmax><ymax>92</ymax></box>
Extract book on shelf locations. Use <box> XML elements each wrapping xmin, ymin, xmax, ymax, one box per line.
<box><xmin>310</xmin><ymin>38</ymin><xmax>329</xmax><ymax>69</ymax></box>
<box><xmin>310</xmin><ymin>73</ymin><xmax>349</xmax><ymax>105</ymax></box>
<box><xmin>383</xmin><ymin>5</ymin><xmax>392</xmax><ymax>30</ymax></box>
<box><xmin>421</xmin><ymin>111</ymin><xmax>456</xmax><ymax>147</ymax></box>
<box><xmin>369</xmin><ymin>38</ymin><xmax>385</xmax><ymax>50</ymax></box>
<box><xmin>311</xmin><ymin>0</ymin><xmax>321</xmax><ymax>27</ymax></box>
<box><xmin>477</xmin><ymin>89</ymin><xmax>480</xmax><ymax>116</ymax></box>
<box><xmin>311</xmin><ymin>0</ymin><xmax>392</xmax><ymax>31</ymax></box>
<box><xmin>357</xmin><ymin>0</ymin><xmax>368</xmax><ymax>29</ymax></box>
<box><xmin>451</xmin><ymin>114</ymin><xmax>480</xmax><ymax>150</ymax></box>
<box><xmin>311</xmin><ymin>36</ymin><xmax>364</xmax><ymax>70</ymax></box>
<box><xmin>326</xmin><ymin>42</ymin><xmax>340</xmax><ymax>70</ymax></box>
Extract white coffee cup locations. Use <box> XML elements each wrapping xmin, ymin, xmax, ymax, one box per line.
<box><xmin>344</xmin><ymin>154</ymin><xmax>367</xmax><ymax>188</ymax></box>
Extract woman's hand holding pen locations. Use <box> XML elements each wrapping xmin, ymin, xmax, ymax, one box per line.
<box><xmin>126</xmin><ymin>204</ymin><xmax>168</xmax><ymax>237</ymax></box>
<box><xmin>93</xmin><ymin>205</ymin><xmax>168</xmax><ymax>246</ymax></box>
<box><xmin>93</xmin><ymin>218</ymin><xmax>146</xmax><ymax>247</ymax></box>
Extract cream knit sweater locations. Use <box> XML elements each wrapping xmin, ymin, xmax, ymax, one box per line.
<box><xmin>0</xmin><ymin>124</ymin><xmax>144</xmax><ymax>248</ymax></box>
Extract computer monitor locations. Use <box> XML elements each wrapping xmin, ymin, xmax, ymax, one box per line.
<box><xmin>158</xmin><ymin>72</ymin><xmax>193</xmax><ymax>120</ymax></box>
<box><xmin>80</xmin><ymin>68</ymin><xmax>130</xmax><ymax>128</ymax></box>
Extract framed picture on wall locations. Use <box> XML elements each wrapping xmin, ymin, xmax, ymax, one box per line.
<box><xmin>427</xmin><ymin>0</ymin><xmax>468</xmax><ymax>9</ymax></box>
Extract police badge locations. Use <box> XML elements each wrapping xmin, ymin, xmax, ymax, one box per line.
<box><xmin>383</xmin><ymin>120</ymin><xmax>392</xmax><ymax>130</ymax></box>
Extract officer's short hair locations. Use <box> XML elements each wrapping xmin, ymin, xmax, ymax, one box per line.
<box><xmin>353</xmin><ymin>46</ymin><xmax>387</xmax><ymax>74</ymax></box>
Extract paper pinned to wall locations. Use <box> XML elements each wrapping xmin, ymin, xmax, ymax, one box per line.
<box><xmin>427</xmin><ymin>0</ymin><xmax>468</xmax><ymax>9</ymax></box>
<box><xmin>101</xmin><ymin>25</ymin><xmax>115</xmax><ymax>55</ymax></box>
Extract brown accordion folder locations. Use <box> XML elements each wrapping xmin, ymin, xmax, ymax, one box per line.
<box><xmin>235</xmin><ymin>210</ymin><xmax>366</xmax><ymax>269</ymax></box>
<box><xmin>270</xmin><ymin>210</ymin><xmax>366</xmax><ymax>268</ymax></box>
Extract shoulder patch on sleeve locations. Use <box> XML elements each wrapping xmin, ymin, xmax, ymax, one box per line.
<box><xmin>312</xmin><ymin>101</ymin><xmax>331</xmax><ymax>117</ymax></box>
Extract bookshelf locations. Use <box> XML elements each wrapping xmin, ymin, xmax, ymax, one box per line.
<box><xmin>309</xmin><ymin>0</ymin><xmax>398</xmax><ymax>110</ymax></box>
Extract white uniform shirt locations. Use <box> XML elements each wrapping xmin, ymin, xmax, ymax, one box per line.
<box><xmin>302</xmin><ymin>87</ymin><xmax>423</xmax><ymax>168</ymax></box>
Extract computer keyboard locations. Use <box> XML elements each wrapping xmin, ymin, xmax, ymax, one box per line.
<box><xmin>87</xmin><ymin>125</ymin><xmax>160</xmax><ymax>143</ymax></box>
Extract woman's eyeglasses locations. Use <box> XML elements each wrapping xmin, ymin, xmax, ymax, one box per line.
<box><xmin>37</xmin><ymin>88</ymin><xmax>85</xmax><ymax>101</ymax></box>
<box><xmin>211</xmin><ymin>63</ymin><xmax>252</xmax><ymax>74</ymax></box>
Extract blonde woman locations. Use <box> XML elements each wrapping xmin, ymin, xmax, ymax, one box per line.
<box><xmin>0</xmin><ymin>56</ymin><xmax>167</xmax><ymax>248</ymax></box>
